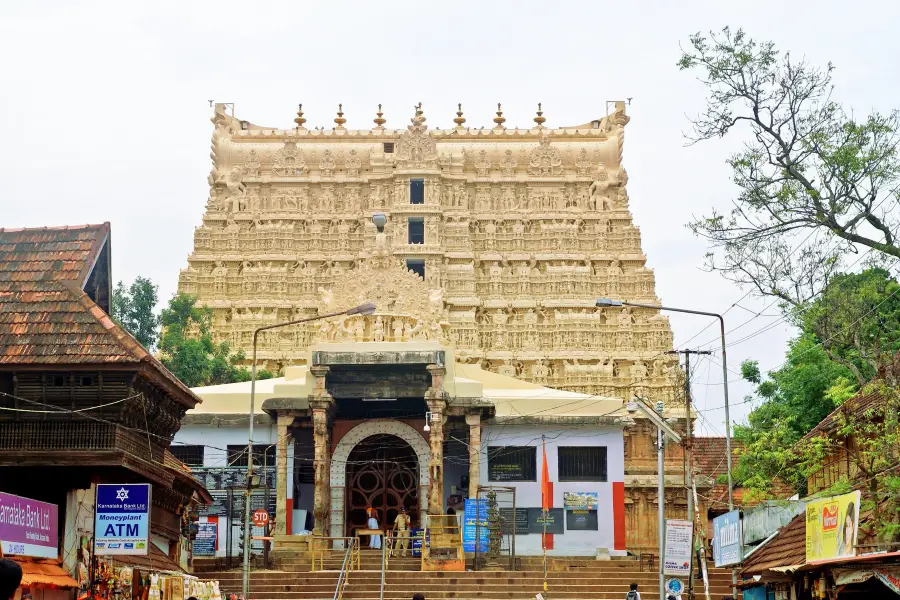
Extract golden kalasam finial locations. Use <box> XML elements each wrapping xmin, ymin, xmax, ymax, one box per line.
<box><xmin>374</xmin><ymin>103</ymin><xmax>386</xmax><ymax>128</ymax></box>
<box><xmin>493</xmin><ymin>103</ymin><xmax>506</xmax><ymax>128</ymax></box>
<box><xmin>453</xmin><ymin>103</ymin><xmax>466</xmax><ymax>128</ymax></box>
<box><xmin>334</xmin><ymin>103</ymin><xmax>346</xmax><ymax>128</ymax></box>
<box><xmin>294</xmin><ymin>103</ymin><xmax>306</xmax><ymax>128</ymax></box>
<box><xmin>534</xmin><ymin>102</ymin><xmax>546</xmax><ymax>127</ymax></box>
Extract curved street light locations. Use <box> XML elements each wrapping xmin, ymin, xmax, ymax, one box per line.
<box><xmin>242</xmin><ymin>302</ymin><xmax>375</xmax><ymax>597</ymax></box>
<box><xmin>596</xmin><ymin>297</ymin><xmax>736</xmax><ymax>599</ymax></box>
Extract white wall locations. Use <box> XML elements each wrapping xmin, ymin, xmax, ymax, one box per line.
<box><xmin>478</xmin><ymin>425</ymin><xmax>624</xmax><ymax>556</ymax></box>
<box><xmin>174</xmin><ymin>423</ymin><xmax>277</xmax><ymax>467</ymax></box>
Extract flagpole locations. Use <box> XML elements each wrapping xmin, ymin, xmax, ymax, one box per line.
<box><xmin>541</xmin><ymin>435</ymin><xmax>549</xmax><ymax>600</ymax></box>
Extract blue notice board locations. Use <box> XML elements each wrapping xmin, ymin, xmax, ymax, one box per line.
<box><xmin>193</xmin><ymin>521</ymin><xmax>217</xmax><ymax>556</ymax></box>
<box><xmin>712</xmin><ymin>510</ymin><xmax>742</xmax><ymax>567</ymax></box>
<box><xmin>462</xmin><ymin>499</ymin><xmax>488</xmax><ymax>553</ymax></box>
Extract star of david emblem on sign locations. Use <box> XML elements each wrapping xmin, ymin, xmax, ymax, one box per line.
<box><xmin>115</xmin><ymin>487</ymin><xmax>129</xmax><ymax>502</ymax></box>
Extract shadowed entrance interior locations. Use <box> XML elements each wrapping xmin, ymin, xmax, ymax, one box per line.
<box><xmin>346</xmin><ymin>433</ymin><xmax>419</xmax><ymax>536</ymax></box>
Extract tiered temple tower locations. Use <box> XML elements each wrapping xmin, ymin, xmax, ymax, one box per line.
<box><xmin>180</xmin><ymin>101</ymin><xmax>678</xmax><ymax>402</ymax></box>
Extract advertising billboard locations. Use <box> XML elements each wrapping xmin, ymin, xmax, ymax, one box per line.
<box><xmin>806</xmin><ymin>491</ymin><xmax>860</xmax><ymax>562</ymax></box>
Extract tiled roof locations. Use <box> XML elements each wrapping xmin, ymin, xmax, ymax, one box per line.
<box><xmin>803</xmin><ymin>391</ymin><xmax>886</xmax><ymax>440</ymax></box>
<box><xmin>693</xmin><ymin>436</ymin><xmax>743</xmax><ymax>480</ymax></box>
<box><xmin>741</xmin><ymin>512</ymin><xmax>806</xmax><ymax>575</ymax></box>
<box><xmin>693</xmin><ymin>436</ymin><xmax>795</xmax><ymax>508</ymax></box>
<box><xmin>0</xmin><ymin>223</ymin><xmax>200</xmax><ymax>407</ymax></box>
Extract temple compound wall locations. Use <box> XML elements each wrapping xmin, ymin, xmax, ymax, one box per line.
<box><xmin>177</xmin><ymin>102</ymin><xmax>700</xmax><ymax>555</ymax></box>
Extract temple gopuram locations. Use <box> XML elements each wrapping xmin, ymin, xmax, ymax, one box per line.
<box><xmin>177</xmin><ymin>101</ymin><xmax>696</xmax><ymax>554</ymax></box>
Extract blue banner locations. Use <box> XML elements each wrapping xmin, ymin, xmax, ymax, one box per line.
<box><xmin>94</xmin><ymin>484</ymin><xmax>151</xmax><ymax>556</ymax></box>
<box><xmin>462</xmin><ymin>499</ymin><xmax>488</xmax><ymax>553</ymax></box>
<box><xmin>712</xmin><ymin>510</ymin><xmax>742</xmax><ymax>567</ymax></box>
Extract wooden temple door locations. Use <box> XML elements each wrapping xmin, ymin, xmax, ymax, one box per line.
<box><xmin>346</xmin><ymin>434</ymin><xmax>419</xmax><ymax>536</ymax></box>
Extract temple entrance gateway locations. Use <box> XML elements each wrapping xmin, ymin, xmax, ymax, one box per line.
<box><xmin>346</xmin><ymin>434</ymin><xmax>419</xmax><ymax>537</ymax></box>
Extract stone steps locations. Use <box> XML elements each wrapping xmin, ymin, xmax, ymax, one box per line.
<box><xmin>203</xmin><ymin>561</ymin><xmax>738</xmax><ymax>600</ymax></box>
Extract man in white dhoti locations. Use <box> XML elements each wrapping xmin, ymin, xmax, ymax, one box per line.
<box><xmin>367</xmin><ymin>507</ymin><xmax>381</xmax><ymax>549</ymax></box>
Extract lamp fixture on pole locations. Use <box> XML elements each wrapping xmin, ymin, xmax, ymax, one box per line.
<box><xmin>598</xmin><ymin>297</ymin><xmax>736</xmax><ymax>598</ymax></box>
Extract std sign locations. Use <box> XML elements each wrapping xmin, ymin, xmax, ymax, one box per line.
<box><xmin>94</xmin><ymin>484</ymin><xmax>151</xmax><ymax>556</ymax></box>
<box><xmin>712</xmin><ymin>510</ymin><xmax>742</xmax><ymax>567</ymax></box>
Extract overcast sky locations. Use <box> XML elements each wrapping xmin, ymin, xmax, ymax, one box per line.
<box><xmin>2</xmin><ymin>0</ymin><xmax>898</xmax><ymax>434</ymax></box>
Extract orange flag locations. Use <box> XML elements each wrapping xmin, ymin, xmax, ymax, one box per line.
<box><xmin>541</xmin><ymin>437</ymin><xmax>551</xmax><ymax>511</ymax></box>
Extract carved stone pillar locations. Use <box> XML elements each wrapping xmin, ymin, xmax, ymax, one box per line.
<box><xmin>465</xmin><ymin>412</ymin><xmax>481</xmax><ymax>499</ymax></box>
<box><xmin>309</xmin><ymin>365</ymin><xmax>334</xmax><ymax>536</ymax></box>
<box><xmin>425</xmin><ymin>364</ymin><xmax>447</xmax><ymax>516</ymax></box>
<box><xmin>274</xmin><ymin>413</ymin><xmax>295</xmax><ymax>536</ymax></box>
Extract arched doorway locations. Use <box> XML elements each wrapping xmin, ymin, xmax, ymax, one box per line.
<box><xmin>345</xmin><ymin>434</ymin><xmax>419</xmax><ymax>536</ymax></box>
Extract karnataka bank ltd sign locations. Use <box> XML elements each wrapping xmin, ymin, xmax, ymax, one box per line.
<box><xmin>0</xmin><ymin>492</ymin><xmax>58</xmax><ymax>558</ymax></box>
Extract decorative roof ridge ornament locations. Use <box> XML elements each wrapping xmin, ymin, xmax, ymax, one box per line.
<box><xmin>334</xmin><ymin>103</ymin><xmax>346</xmax><ymax>129</ymax></box>
<box><xmin>411</xmin><ymin>102</ymin><xmax>426</xmax><ymax>127</ymax></box>
<box><xmin>534</xmin><ymin>102</ymin><xmax>546</xmax><ymax>128</ymax></box>
<box><xmin>453</xmin><ymin>103</ymin><xmax>466</xmax><ymax>129</ymax></box>
<box><xmin>374</xmin><ymin>103</ymin><xmax>386</xmax><ymax>129</ymax></box>
<box><xmin>294</xmin><ymin>103</ymin><xmax>307</xmax><ymax>130</ymax></box>
<box><xmin>493</xmin><ymin>103</ymin><xmax>506</xmax><ymax>129</ymax></box>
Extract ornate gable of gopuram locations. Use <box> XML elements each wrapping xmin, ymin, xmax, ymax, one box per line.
<box><xmin>179</xmin><ymin>101</ymin><xmax>678</xmax><ymax>405</ymax></box>
<box><xmin>313</xmin><ymin>234</ymin><xmax>447</xmax><ymax>344</ymax></box>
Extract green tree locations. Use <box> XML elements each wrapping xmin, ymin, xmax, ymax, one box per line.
<box><xmin>731</xmin><ymin>268</ymin><xmax>900</xmax><ymax>498</ymax></box>
<box><xmin>111</xmin><ymin>276</ymin><xmax>161</xmax><ymax>350</ymax></box>
<box><xmin>158</xmin><ymin>293</ymin><xmax>274</xmax><ymax>387</ymax></box>
<box><xmin>799</xmin><ymin>268</ymin><xmax>900</xmax><ymax>385</ymax></box>
<box><xmin>678</xmin><ymin>27</ymin><xmax>900</xmax><ymax>308</ymax></box>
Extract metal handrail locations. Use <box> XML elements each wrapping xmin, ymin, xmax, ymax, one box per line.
<box><xmin>333</xmin><ymin>536</ymin><xmax>358</xmax><ymax>600</ymax></box>
<box><xmin>379</xmin><ymin>533</ymin><xmax>390</xmax><ymax>600</ymax></box>
<box><xmin>311</xmin><ymin>536</ymin><xmax>358</xmax><ymax>572</ymax></box>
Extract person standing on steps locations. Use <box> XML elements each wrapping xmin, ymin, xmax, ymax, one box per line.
<box><xmin>625</xmin><ymin>582</ymin><xmax>641</xmax><ymax>600</ymax></box>
<box><xmin>393</xmin><ymin>506</ymin><xmax>411</xmax><ymax>557</ymax></box>
<box><xmin>367</xmin><ymin>507</ymin><xmax>382</xmax><ymax>549</ymax></box>
<box><xmin>412</xmin><ymin>594</ymin><xmax>425</xmax><ymax>600</ymax></box>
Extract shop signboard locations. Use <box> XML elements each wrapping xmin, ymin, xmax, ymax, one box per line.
<box><xmin>563</xmin><ymin>491</ymin><xmax>598</xmax><ymax>510</ymax></box>
<box><xmin>806</xmin><ymin>490</ymin><xmax>860</xmax><ymax>561</ymax></box>
<box><xmin>663</xmin><ymin>519</ymin><xmax>693</xmax><ymax>577</ymax></box>
<box><xmin>0</xmin><ymin>492</ymin><xmax>58</xmax><ymax>558</ymax></box>
<box><xmin>712</xmin><ymin>510</ymin><xmax>742</xmax><ymax>567</ymax></box>
<box><xmin>94</xmin><ymin>484</ymin><xmax>151</xmax><ymax>555</ymax></box>
<box><xmin>462</xmin><ymin>499</ymin><xmax>488</xmax><ymax>552</ymax></box>
<box><xmin>193</xmin><ymin>521</ymin><xmax>217</xmax><ymax>556</ymax></box>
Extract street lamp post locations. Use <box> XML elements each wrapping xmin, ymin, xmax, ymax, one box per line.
<box><xmin>597</xmin><ymin>298</ymin><xmax>736</xmax><ymax>598</ymax></box>
<box><xmin>241</xmin><ymin>301</ymin><xmax>376</xmax><ymax>598</ymax></box>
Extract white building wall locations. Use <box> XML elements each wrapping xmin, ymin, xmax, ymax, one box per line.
<box><xmin>478</xmin><ymin>424</ymin><xmax>625</xmax><ymax>556</ymax></box>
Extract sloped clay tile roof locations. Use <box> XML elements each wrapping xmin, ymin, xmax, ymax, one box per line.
<box><xmin>803</xmin><ymin>391</ymin><xmax>886</xmax><ymax>440</ymax></box>
<box><xmin>693</xmin><ymin>436</ymin><xmax>794</xmax><ymax>508</ymax></box>
<box><xmin>741</xmin><ymin>512</ymin><xmax>806</xmax><ymax>575</ymax></box>
<box><xmin>0</xmin><ymin>223</ymin><xmax>200</xmax><ymax>407</ymax></box>
<box><xmin>693</xmin><ymin>436</ymin><xmax>742</xmax><ymax>480</ymax></box>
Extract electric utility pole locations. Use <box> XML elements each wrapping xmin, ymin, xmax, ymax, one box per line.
<box><xmin>667</xmin><ymin>349</ymin><xmax>711</xmax><ymax>600</ymax></box>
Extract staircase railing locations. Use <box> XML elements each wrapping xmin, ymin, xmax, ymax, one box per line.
<box><xmin>379</xmin><ymin>533</ymin><xmax>393</xmax><ymax>600</ymax></box>
<box><xmin>333</xmin><ymin>536</ymin><xmax>359</xmax><ymax>600</ymax></box>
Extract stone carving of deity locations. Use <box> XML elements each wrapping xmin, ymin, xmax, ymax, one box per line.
<box><xmin>475</xmin><ymin>150</ymin><xmax>491</xmax><ymax>177</ymax></box>
<box><xmin>373</xmin><ymin>315</ymin><xmax>385</xmax><ymax>342</ymax></box>
<box><xmin>320</xmin><ymin>149</ymin><xmax>336</xmax><ymax>177</ymax></box>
